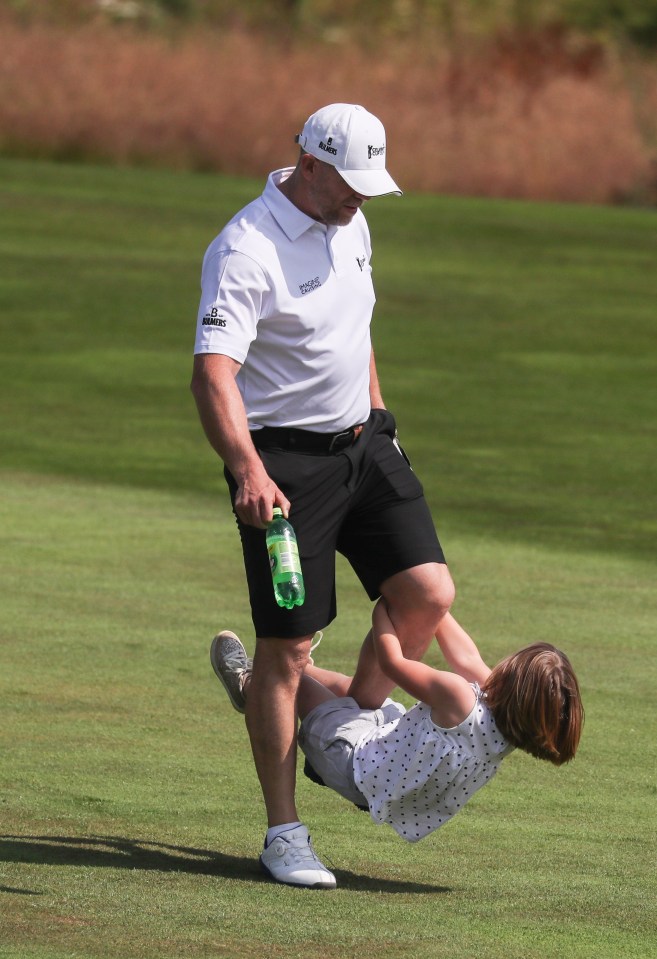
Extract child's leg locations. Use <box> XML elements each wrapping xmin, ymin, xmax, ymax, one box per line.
<box><xmin>296</xmin><ymin>674</ymin><xmax>340</xmax><ymax>721</ymax></box>
<box><xmin>303</xmin><ymin>662</ymin><xmax>352</xmax><ymax>698</ymax></box>
<box><xmin>243</xmin><ymin>668</ymin><xmax>343</xmax><ymax>722</ymax></box>
<box><xmin>346</xmin><ymin>629</ymin><xmax>396</xmax><ymax>709</ymax></box>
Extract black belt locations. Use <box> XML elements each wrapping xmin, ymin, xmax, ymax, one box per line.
<box><xmin>252</xmin><ymin>424</ymin><xmax>364</xmax><ymax>454</ymax></box>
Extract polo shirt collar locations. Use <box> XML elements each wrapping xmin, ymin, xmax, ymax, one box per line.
<box><xmin>263</xmin><ymin>168</ymin><xmax>322</xmax><ymax>241</ymax></box>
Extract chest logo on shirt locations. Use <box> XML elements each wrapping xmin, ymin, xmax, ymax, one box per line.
<box><xmin>299</xmin><ymin>276</ymin><xmax>321</xmax><ymax>295</ymax></box>
<box><xmin>202</xmin><ymin>307</ymin><xmax>227</xmax><ymax>327</ymax></box>
<box><xmin>356</xmin><ymin>256</ymin><xmax>366</xmax><ymax>271</ymax></box>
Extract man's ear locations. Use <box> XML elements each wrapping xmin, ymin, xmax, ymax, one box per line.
<box><xmin>299</xmin><ymin>153</ymin><xmax>318</xmax><ymax>181</ymax></box>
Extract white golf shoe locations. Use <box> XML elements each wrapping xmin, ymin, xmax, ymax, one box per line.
<box><xmin>259</xmin><ymin>825</ymin><xmax>336</xmax><ymax>889</ymax></box>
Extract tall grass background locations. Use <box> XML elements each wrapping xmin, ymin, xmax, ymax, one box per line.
<box><xmin>1</xmin><ymin>4</ymin><xmax>657</xmax><ymax>203</ymax></box>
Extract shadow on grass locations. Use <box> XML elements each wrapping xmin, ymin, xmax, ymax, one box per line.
<box><xmin>0</xmin><ymin>884</ymin><xmax>43</xmax><ymax>895</ymax></box>
<box><xmin>0</xmin><ymin>835</ymin><xmax>450</xmax><ymax>894</ymax></box>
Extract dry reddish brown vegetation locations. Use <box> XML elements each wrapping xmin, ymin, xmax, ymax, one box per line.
<box><xmin>1</xmin><ymin>18</ymin><xmax>656</xmax><ymax>203</ymax></box>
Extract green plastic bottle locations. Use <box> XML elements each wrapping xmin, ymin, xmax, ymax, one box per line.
<box><xmin>266</xmin><ymin>508</ymin><xmax>305</xmax><ymax>609</ymax></box>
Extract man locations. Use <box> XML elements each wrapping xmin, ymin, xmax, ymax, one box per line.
<box><xmin>191</xmin><ymin>103</ymin><xmax>455</xmax><ymax>889</ymax></box>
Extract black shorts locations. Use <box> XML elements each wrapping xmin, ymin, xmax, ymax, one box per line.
<box><xmin>224</xmin><ymin>409</ymin><xmax>445</xmax><ymax>638</ymax></box>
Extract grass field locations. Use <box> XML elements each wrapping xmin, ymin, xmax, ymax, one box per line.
<box><xmin>1</xmin><ymin>157</ymin><xmax>656</xmax><ymax>958</ymax></box>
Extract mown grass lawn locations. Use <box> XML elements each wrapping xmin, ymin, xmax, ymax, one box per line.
<box><xmin>1</xmin><ymin>158</ymin><xmax>655</xmax><ymax>958</ymax></box>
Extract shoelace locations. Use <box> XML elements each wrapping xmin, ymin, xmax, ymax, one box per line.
<box><xmin>273</xmin><ymin>833</ymin><xmax>337</xmax><ymax>874</ymax></box>
<box><xmin>294</xmin><ymin>839</ymin><xmax>318</xmax><ymax>863</ymax></box>
<box><xmin>308</xmin><ymin>630</ymin><xmax>323</xmax><ymax>666</ymax></box>
<box><xmin>273</xmin><ymin>834</ymin><xmax>317</xmax><ymax>863</ymax></box>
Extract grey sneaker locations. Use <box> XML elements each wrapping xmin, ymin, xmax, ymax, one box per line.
<box><xmin>210</xmin><ymin>631</ymin><xmax>251</xmax><ymax>714</ymax></box>
<box><xmin>259</xmin><ymin>825</ymin><xmax>336</xmax><ymax>889</ymax></box>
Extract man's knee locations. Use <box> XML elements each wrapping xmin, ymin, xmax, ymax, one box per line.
<box><xmin>382</xmin><ymin>562</ymin><xmax>455</xmax><ymax>616</ymax></box>
<box><xmin>252</xmin><ymin>635</ymin><xmax>313</xmax><ymax>685</ymax></box>
<box><xmin>415</xmin><ymin>565</ymin><xmax>455</xmax><ymax>629</ymax></box>
<box><xmin>433</xmin><ymin>564</ymin><xmax>456</xmax><ymax>613</ymax></box>
<box><xmin>380</xmin><ymin>563</ymin><xmax>455</xmax><ymax>657</ymax></box>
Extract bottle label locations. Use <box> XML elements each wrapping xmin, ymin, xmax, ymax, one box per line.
<box><xmin>268</xmin><ymin>539</ymin><xmax>300</xmax><ymax>574</ymax></box>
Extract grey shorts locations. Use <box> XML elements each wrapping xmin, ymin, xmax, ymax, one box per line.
<box><xmin>297</xmin><ymin>696</ymin><xmax>407</xmax><ymax>809</ymax></box>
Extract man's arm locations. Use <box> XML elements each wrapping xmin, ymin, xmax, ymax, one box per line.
<box><xmin>190</xmin><ymin>353</ymin><xmax>289</xmax><ymax>528</ymax></box>
<box><xmin>369</xmin><ymin>347</ymin><xmax>385</xmax><ymax>409</ymax></box>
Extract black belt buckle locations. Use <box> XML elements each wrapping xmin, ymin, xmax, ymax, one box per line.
<box><xmin>328</xmin><ymin>424</ymin><xmax>363</xmax><ymax>453</ymax></box>
<box><xmin>328</xmin><ymin>429</ymin><xmax>353</xmax><ymax>453</ymax></box>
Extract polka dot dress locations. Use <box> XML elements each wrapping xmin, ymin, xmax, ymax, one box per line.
<box><xmin>352</xmin><ymin>684</ymin><xmax>513</xmax><ymax>842</ymax></box>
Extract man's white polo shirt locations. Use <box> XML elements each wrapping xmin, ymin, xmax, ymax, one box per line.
<box><xmin>195</xmin><ymin>167</ymin><xmax>376</xmax><ymax>432</ymax></box>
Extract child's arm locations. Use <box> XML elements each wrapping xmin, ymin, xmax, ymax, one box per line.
<box><xmin>372</xmin><ymin>600</ymin><xmax>476</xmax><ymax>728</ymax></box>
<box><xmin>434</xmin><ymin>612</ymin><xmax>492</xmax><ymax>685</ymax></box>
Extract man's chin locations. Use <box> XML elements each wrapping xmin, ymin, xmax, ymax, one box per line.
<box><xmin>338</xmin><ymin>208</ymin><xmax>359</xmax><ymax>225</ymax></box>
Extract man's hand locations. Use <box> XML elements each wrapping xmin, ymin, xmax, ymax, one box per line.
<box><xmin>234</xmin><ymin>463</ymin><xmax>290</xmax><ymax>529</ymax></box>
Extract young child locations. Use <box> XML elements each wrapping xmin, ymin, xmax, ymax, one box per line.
<box><xmin>211</xmin><ymin>601</ymin><xmax>584</xmax><ymax>847</ymax></box>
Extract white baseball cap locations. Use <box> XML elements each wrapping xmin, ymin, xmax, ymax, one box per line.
<box><xmin>295</xmin><ymin>103</ymin><xmax>402</xmax><ymax>198</ymax></box>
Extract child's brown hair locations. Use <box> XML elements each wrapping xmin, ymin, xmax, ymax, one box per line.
<box><xmin>482</xmin><ymin>642</ymin><xmax>583</xmax><ymax>765</ymax></box>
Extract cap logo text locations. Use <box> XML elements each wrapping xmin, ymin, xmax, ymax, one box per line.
<box><xmin>319</xmin><ymin>136</ymin><xmax>338</xmax><ymax>156</ymax></box>
<box><xmin>368</xmin><ymin>144</ymin><xmax>385</xmax><ymax>159</ymax></box>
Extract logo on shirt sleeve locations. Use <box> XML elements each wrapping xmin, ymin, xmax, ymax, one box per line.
<box><xmin>202</xmin><ymin>307</ymin><xmax>227</xmax><ymax>327</ymax></box>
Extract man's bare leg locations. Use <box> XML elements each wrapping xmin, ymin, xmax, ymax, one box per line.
<box><xmin>244</xmin><ymin>634</ymin><xmax>311</xmax><ymax>827</ymax></box>
<box><xmin>347</xmin><ymin>562</ymin><xmax>455</xmax><ymax>708</ymax></box>
<box><xmin>212</xmin><ymin>630</ymin><xmax>337</xmax><ymax>889</ymax></box>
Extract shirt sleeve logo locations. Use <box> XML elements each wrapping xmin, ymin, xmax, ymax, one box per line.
<box><xmin>202</xmin><ymin>307</ymin><xmax>227</xmax><ymax>327</ymax></box>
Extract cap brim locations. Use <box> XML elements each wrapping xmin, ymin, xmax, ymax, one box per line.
<box><xmin>337</xmin><ymin>167</ymin><xmax>403</xmax><ymax>198</ymax></box>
